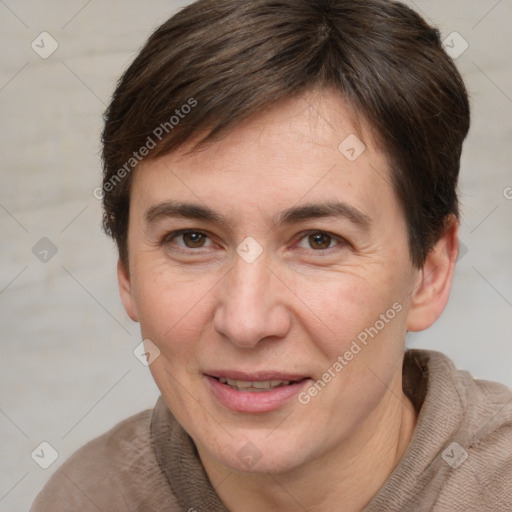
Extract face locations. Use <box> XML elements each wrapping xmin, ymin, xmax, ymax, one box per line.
<box><xmin>119</xmin><ymin>89</ymin><xmax>429</xmax><ymax>475</ymax></box>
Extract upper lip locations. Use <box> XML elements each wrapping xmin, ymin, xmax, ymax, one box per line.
<box><xmin>205</xmin><ymin>370</ymin><xmax>309</xmax><ymax>381</ymax></box>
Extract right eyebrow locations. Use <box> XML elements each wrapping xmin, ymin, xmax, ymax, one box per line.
<box><xmin>144</xmin><ymin>201</ymin><xmax>235</xmax><ymax>230</ymax></box>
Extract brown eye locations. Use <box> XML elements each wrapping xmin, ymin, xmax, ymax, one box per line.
<box><xmin>181</xmin><ymin>231</ymin><xmax>207</xmax><ymax>248</ymax></box>
<box><xmin>307</xmin><ymin>232</ymin><xmax>334</xmax><ymax>250</ymax></box>
<box><xmin>164</xmin><ymin>230</ymin><xmax>212</xmax><ymax>250</ymax></box>
<box><xmin>295</xmin><ymin>231</ymin><xmax>346</xmax><ymax>253</ymax></box>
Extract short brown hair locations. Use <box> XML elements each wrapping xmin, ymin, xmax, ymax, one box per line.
<box><xmin>101</xmin><ymin>0</ymin><xmax>470</xmax><ymax>267</ymax></box>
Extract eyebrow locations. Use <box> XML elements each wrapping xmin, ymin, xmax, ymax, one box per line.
<box><xmin>144</xmin><ymin>200</ymin><xmax>372</xmax><ymax>231</ymax></box>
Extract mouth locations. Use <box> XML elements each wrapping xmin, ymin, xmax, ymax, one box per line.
<box><xmin>212</xmin><ymin>376</ymin><xmax>307</xmax><ymax>392</ymax></box>
<box><xmin>204</xmin><ymin>371</ymin><xmax>311</xmax><ymax>413</ymax></box>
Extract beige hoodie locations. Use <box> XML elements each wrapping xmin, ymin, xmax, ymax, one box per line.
<box><xmin>30</xmin><ymin>349</ymin><xmax>512</xmax><ymax>511</ymax></box>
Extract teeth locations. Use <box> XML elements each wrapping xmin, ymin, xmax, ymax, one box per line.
<box><xmin>251</xmin><ymin>380</ymin><xmax>291</xmax><ymax>388</ymax></box>
<box><xmin>217</xmin><ymin>377</ymin><xmax>291</xmax><ymax>391</ymax></box>
<box><xmin>230</xmin><ymin>379</ymin><xmax>252</xmax><ymax>388</ymax></box>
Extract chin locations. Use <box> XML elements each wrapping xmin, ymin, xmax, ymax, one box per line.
<box><xmin>199</xmin><ymin>432</ymin><xmax>312</xmax><ymax>476</ymax></box>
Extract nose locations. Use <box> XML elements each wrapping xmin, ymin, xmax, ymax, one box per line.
<box><xmin>213</xmin><ymin>251</ymin><xmax>291</xmax><ymax>348</ymax></box>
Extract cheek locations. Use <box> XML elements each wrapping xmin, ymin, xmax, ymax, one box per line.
<box><xmin>131</xmin><ymin>262</ymin><xmax>216</xmax><ymax>355</ymax></box>
<box><xmin>295</xmin><ymin>273</ymin><xmax>408</xmax><ymax>429</ymax></box>
<box><xmin>288</xmin><ymin>267</ymin><xmax>408</xmax><ymax>358</ymax></box>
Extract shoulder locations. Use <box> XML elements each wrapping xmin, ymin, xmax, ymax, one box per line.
<box><xmin>398</xmin><ymin>350</ymin><xmax>512</xmax><ymax>510</ymax></box>
<box><xmin>420</xmin><ymin>350</ymin><xmax>512</xmax><ymax>510</ymax></box>
<box><xmin>30</xmin><ymin>406</ymin><xmax>180</xmax><ymax>511</ymax></box>
<box><xmin>437</xmin><ymin>374</ymin><xmax>512</xmax><ymax>510</ymax></box>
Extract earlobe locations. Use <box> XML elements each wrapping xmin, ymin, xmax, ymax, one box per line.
<box><xmin>406</xmin><ymin>216</ymin><xmax>459</xmax><ymax>332</ymax></box>
<box><xmin>117</xmin><ymin>259</ymin><xmax>139</xmax><ymax>322</ymax></box>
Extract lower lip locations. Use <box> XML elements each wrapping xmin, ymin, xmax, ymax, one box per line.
<box><xmin>206</xmin><ymin>376</ymin><xmax>310</xmax><ymax>413</ymax></box>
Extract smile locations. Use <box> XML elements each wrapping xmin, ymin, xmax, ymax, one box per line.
<box><xmin>205</xmin><ymin>372</ymin><xmax>311</xmax><ymax>413</ymax></box>
<box><xmin>216</xmin><ymin>377</ymin><xmax>296</xmax><ymax>391</ymax></box>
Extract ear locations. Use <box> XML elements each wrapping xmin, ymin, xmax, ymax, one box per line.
<box><xmin>117</xmin><ymin>259</ymin><xmax>139</xmax><ymax>322</ymax></box>
<box><xmin>406</xmin><ymin>215</ymin><xmax>459</xmax><ymax>332</ymax></box>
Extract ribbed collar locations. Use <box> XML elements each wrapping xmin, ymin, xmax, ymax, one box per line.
<box><xmin>365</xmin><ymin>349</ymin><xmax>469</xmax><ymax>511</ymax></box>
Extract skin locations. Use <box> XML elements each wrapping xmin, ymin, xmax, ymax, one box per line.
<box><xmin>118</xmin><ymin>88</ymin><xmax>459</xmax><ymax>511</ymax></box>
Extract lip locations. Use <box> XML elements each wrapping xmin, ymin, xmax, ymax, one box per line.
<box><xmin>206</xmin><ymin>370</ymin><xmax>308</xmax><ymax>381</ymax></box>
<box><xmin>205</xmin><ymin>372</ymin><xmax>311</xmax><ymax>413</ymax></box>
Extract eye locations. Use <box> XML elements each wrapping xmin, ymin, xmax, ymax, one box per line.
<box><xmin>163</xmin><ymin>230</ymin><xmax>213</xmax><ymax>249</ymax></box>
<box><xmin>296</xmin><ymin>231</ymin><xmax>345</xmax><ymax>251</ymax></box>
<box><xmin>162</xmin><ymin>229</ymin><xmax>347</xmax><ymax>254</ymax></box>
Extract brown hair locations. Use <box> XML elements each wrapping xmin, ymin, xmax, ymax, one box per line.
<box><xmin>101</xmin><ymin>0</ymin><xmax>470</xmax><ymax>267</ymax></box>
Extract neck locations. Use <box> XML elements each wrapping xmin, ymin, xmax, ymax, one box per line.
<box><xmin>199</xmin><ymin>374</ymin><xmax>417</xmax><ymax>512</ymax></box>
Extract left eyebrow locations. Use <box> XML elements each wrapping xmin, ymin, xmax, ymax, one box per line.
<box><xmin>144</xmin><ymin>200</ymin><xmax>372</xmax><ymax>231</ymax></box>
<box><xmin>275</xmin><ymin>201</ymin><xmax>372</xmax><ymax>231</ymax></box>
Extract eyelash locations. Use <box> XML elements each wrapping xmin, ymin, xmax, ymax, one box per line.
<box><xmin>161</xmin><ymin>229</ymin><xmax>348</xmax><ymax>254</ymax></box>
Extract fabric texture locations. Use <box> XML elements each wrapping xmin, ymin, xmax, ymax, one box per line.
<box><xmin>30</xmin><ymin>349</ymin><xmax>512</xmax><ymax>511</ymax></box>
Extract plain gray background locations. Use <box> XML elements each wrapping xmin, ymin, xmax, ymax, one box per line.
<box><xmin>0</xmin><ymin>1</ymin><xmax>511</xmax><ymax>510</ymax></box>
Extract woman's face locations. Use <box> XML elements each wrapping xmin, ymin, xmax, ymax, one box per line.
<box><xmin>119</xmin><ymin>89</ymin><xmax>422</xmax><ymax>474</ymax></box>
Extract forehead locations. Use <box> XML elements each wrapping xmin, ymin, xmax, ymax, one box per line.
<box><xmin>131</xmin><ymin>89</ymin><xmax>397</xmax><ymax>226</ymax></box>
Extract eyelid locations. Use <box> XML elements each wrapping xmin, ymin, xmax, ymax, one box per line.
<box><xmin>293</xmin><ymin>230</ymin><xmax>348</xmax><ymax>251</ymax></box>
<box><xmin>162</xmin><ymin>228</ymin><xmax>348</xmax><ymax>253</ymax></box>
<box><xmin>162</xmin><ymin>229</ymin><xmax>214</xmax><ymax>249</ymax></box>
